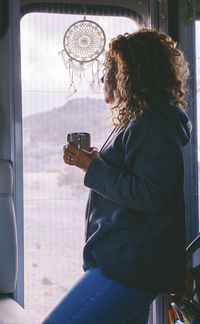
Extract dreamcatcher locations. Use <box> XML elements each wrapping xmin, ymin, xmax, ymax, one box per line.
<box><xmin>59</xmin><ymin>1</ymin><xmax>106</xmax><ymax>92</ymax></box>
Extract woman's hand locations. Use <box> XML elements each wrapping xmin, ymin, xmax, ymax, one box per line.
<box><xmin>63</xmin><ymin>142</ymin><xmax>100</xmax><ymax>172</ymax></box>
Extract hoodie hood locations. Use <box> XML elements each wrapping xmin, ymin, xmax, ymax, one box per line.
<box><xmin>154</xmin><ymin>104</ymin><xmax>191</xmax><ymax>146</ymax></box>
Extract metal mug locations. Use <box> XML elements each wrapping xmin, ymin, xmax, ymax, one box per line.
<box><xmin>66</xmin><ymin>132</ymin><xmax>91</xmax><ymax>150</ymax></box>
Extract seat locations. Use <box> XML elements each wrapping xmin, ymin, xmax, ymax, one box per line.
<box><xmin>0</xmin><ymin>160</ymin><xmax>18</xmax><ymax>294</ymax></box>
<box><xmin>0</xmin><ymin>160</ymin><xmax>36</xmax><ymax>324</ymax></box>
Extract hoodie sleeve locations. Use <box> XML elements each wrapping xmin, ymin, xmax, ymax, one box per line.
<box><xmin>84</xmin><ymin>129</ymin><xmax>181</xmax><ymax>214</ymax></box>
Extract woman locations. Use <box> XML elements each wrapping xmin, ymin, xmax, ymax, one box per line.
<box><xmin>43</xmin><ymin>28</ymin><xmax>190</xmax><ymax>324</ymax></box>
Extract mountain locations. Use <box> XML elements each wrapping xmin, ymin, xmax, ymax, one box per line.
<box><xmin>23</xmin><ymin>97</ymin><xmax>113</xmax><ymax>171</ymax></box>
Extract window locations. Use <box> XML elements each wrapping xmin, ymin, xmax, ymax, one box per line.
<box><xmin>21</xmin><ymin>12</ymin><xmax>138</xmax><ymax>322</ymax></box>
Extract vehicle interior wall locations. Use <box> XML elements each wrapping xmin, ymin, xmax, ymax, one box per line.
<box><xmin>0</xmin><ymin>1</ymin><xmax>199</xmax><ymax>324</ymax></box>
<box><xmin>197</xmin><ymin>0</ymin><xmax>200</xmax><ymax>12</ymax></box>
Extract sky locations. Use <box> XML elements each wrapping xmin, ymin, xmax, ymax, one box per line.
<box><xmin>20</xmin><ymin>13</ymin><xmax>138</xmax><ymax>117</ymax></box>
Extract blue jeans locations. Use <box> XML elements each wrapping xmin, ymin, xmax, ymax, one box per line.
<box><xmin>42</xmin><ymin>267</ymin><xmax>157</xmax><ymax>324</ymax></box>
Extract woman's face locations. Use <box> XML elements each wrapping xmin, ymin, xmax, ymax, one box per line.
<box><xmin>101</xmin><ymin>66</ymin><xmax>117</xmax><ymax>104</ymax></box>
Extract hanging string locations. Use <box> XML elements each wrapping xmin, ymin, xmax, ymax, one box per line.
<box><xmin>69</xmin><ymin>59</ymin><xmax>75</xmax><ymax>90</ymax></box>
<box><xmin>96</xmin><ymin>59</ymin><xmax>100</xmax><ymax>85</ymax></box>
<box><xmin>80</xmin><ymin>0</ymin><xmax>87</xmax><ymax>19</ymax></box>
<box><xmin>91</xmin><ymin>63</ymin><xmax>94</xmax><ymax>84</ymax></box>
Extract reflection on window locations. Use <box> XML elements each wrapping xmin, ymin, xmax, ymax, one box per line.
<box><xmin>21</xmin><ymin>13</ymin><xmax>138</xmax><ymax>322</ymax></box>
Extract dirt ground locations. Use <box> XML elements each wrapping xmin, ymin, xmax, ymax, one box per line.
<box><xmin>24</xmin><ymin>172</ymin><xmax>88</xmax><ymax>323</ymax></box>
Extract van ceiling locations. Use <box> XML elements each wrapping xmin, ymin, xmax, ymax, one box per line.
<box><xmin>20</xmin><ymin>0</ymin><xmax>200</xmax><ymax>20</ymax></box>
<box><xmin>20</xmin><ymin>0</ymin><xmax>150</xmax><ymax>23</ymax></box>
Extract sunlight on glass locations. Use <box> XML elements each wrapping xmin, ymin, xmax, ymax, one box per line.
<box><xmin>21</xmin><ymin>13</ymin><xmax>138</xmax><ymax>323</ymax></box>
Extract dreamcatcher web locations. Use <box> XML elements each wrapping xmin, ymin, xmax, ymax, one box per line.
<box><xmin>59</xmin><ymin>17</ymin><xmax>106</xmax><ymax>92</ymax></box>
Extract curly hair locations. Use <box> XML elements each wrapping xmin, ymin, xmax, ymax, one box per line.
<box><xmin>105</xmin><ymin>28</ymin><xmax>189</xmax><ymax>127</ymax></box>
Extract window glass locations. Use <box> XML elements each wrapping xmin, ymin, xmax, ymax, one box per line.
<box><xmin>21</xmin><ymin>12</ymin><xmax>138</xmax><ymax>322</ymax></box>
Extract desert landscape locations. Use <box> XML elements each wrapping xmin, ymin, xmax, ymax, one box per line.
<box><xmin>23</xmin><ymin>97</ymin><xmax>112</xmax><ymax>323</ymax></box>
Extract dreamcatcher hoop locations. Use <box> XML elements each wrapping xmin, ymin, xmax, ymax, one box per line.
<box><xmin>63</xmin><ymin>19</ymin><xmax>106</xmax><ymax>63</ymax></box>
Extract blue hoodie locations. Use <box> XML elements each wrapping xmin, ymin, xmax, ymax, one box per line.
<box><xmin>83</xmin><ymin>104</ymin><xmax>190</xmax><ymax>293</ymax></box>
